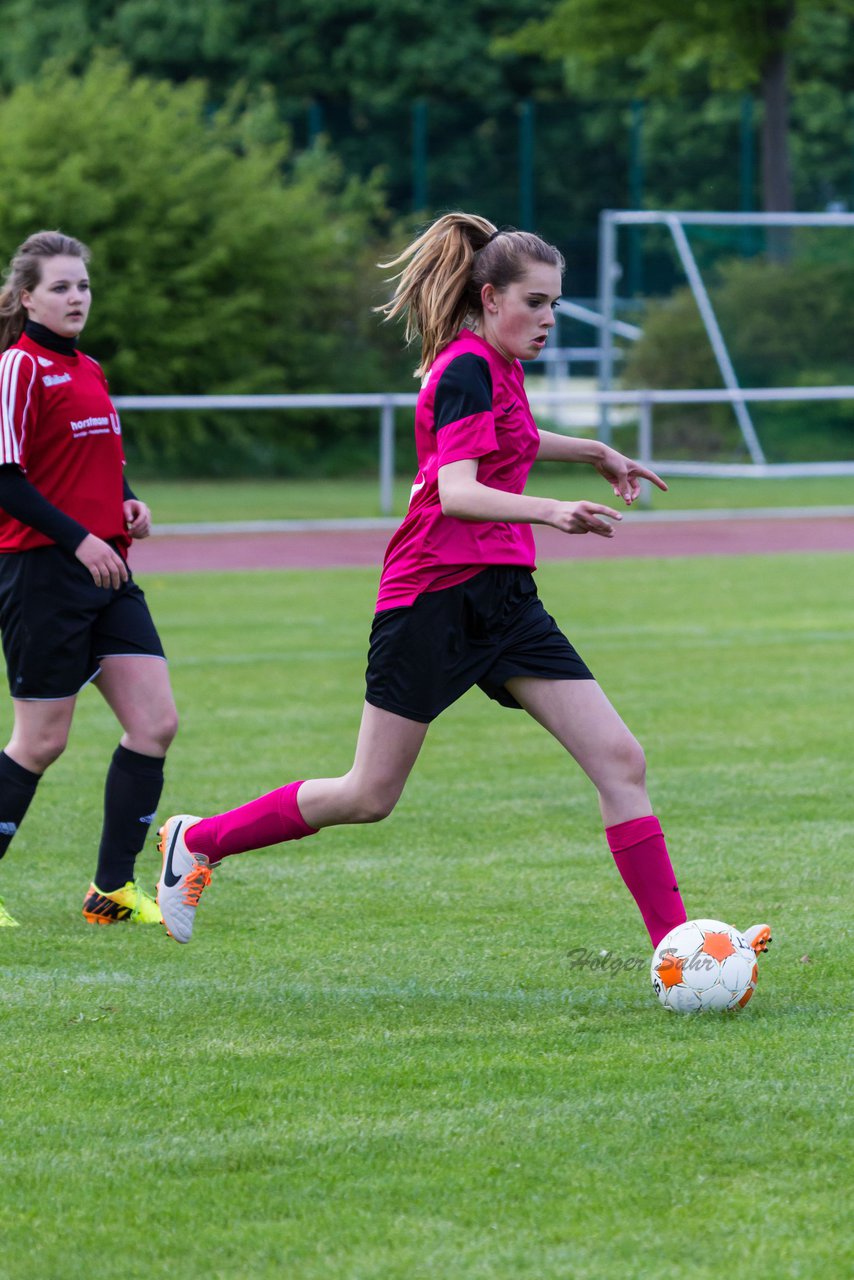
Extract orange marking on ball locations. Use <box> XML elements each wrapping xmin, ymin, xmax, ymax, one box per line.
<box><xmin>655</xmin><ymin>951</ymin><xmax>685</xmax><ymax>989</ymax></box>
<box><xmin>701</xmin><ymin>931</ymin><xmax>736</xmax><ymax>961</ymax></box>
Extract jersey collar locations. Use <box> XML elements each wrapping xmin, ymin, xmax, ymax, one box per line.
<box><xmin>23</xmin><ymin>320</ymin><xmax>79</xmax><ymax>358</ymax></box>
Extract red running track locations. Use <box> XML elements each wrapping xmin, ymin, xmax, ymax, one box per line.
<box><xmin>129</xmin><ymin>514</ymin><xmax>854</xmax><ymax>575</ymax></box>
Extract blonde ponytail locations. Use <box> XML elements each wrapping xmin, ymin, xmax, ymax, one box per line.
<box><xmin>378</xmin><ymin>213</ymin><xmax>495</xmax><ymax>376</ymax></box>
<box><xmin>378</xmin><ymin>212</ymin><xmax>564</xmax><ymax>376</ymax></box>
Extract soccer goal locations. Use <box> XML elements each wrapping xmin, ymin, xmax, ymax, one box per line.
<box><xmin>594</xmin><ymin>210</ymin><xmax>854</xmax><ymax>478</ymax></box>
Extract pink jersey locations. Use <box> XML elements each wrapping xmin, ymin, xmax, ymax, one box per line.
<box><xmin>376</xmin><ymin>330</ymin><xmax>540</xmax><ymax>610</ymax></box>
<box><xmin>0</xmin><ymin>332</ymin><xmax>129</xmax><ymax>555</ymax></box>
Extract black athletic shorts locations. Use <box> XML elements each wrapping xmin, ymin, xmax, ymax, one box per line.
<box><xmin>365</xmin><ymin>565</ymin><xmax>593</xmax><ymax>723</ymax></box>
<box><xmin>0</xmin><ymin>545</ymin><xmax>165</xmax><ymax>700</ymax></box>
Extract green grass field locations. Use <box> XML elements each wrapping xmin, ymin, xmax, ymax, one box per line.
<box><xmin>138</xmin><ymin>472</ymin><xmax>854</xmax><ymax>525</ymax></box>
<box><xmin>1</xmin><ymin>552</ymin><xmax>852</xmax><ymax>1279</ymax></box>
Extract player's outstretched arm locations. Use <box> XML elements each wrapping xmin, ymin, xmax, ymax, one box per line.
<box><xmin>536</xmin><ymin>431</ymin><xmax>668</xmax><ymax>506</ymax></box>
<box><xmin>438</xmin><ymin>458</ymin><xmax>622</xmax><ymax>537</ymax></box>
<box><xmin>592</xmin><ymin>446</ymin><xmax>668</xmax><ymax>506</ymax></box>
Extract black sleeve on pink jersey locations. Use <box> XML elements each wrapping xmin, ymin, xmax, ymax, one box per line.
<box><xmin>123</xmin><ymin>475</ymin><xmax>137</xmax><ymax>502</ymax></box>
<box><xmin>0</xmin><ymin>464</ymin><xmax>89</xmax><ymax>553</ymax></box>
<box><xmin>433</xmin><ymin>354</ymin><xmax>493</xmax><ymax>431</ymax></box>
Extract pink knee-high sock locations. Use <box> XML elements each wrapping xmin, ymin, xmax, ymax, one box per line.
<box><xmin>606</xmin><ymin>814</ymin><xmax>687</xmax><ymax>948</ymax></box>
<box><xmin>185</xmin><ymin>780</ymin><xmax>318</xmax><ymax>865</ymax></box>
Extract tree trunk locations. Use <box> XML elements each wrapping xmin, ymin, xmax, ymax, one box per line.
<box><xmin>760</xmin><ymin>4</ymin><xmax>795</xmax><ymax>258</ymax></box>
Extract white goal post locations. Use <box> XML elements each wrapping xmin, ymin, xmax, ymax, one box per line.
<box><xmin>596</xmin><ymin>210</ymin><xmax>854</xmax><ymax>469</ymax></box>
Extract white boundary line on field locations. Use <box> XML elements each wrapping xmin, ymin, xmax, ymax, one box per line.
<box><xmin>152</xmin><ymin>506</ymin><xmax>854</xmax><ymax>536</ymax></box>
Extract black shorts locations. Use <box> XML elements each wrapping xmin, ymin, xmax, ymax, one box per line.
<box><xmin>0</xmin><ymin>546</ymin><xmax>165</xmax><ymax>700</ymax></box>
<box><xmin>365</xmin><ymin>565</ymin><xmax>593</xmax><ymax>723</ymax></box>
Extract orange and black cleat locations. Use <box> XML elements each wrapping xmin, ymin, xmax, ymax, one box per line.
<box><xmin>82</xmin><ymin>880</ymin><xmax>163</xmax><ymax>925</ymax></box>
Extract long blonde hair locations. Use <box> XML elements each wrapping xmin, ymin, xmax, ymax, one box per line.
<box><xmin>0</xmin><ymin>230</ymin><xmax>91</xmax><ymax>352</ymax></box>
<box><xmin>378</xmin><ymin>212</ymin><xmax>564</xmax><ymax>375</ymax></box>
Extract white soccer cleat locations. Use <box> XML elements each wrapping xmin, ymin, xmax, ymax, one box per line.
<box><xmin>742</xmin><ymin>923</ymin><xmax>772</xmax><ymax>955</ymax></box>
<box><xmin>157</xmin><ymin>815</ymin><xmax>211</xmax><ymax>944</ymax></box>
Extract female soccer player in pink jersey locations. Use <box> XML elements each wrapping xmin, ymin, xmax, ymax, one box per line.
<box><xmin>0</xmin><ymin>230</ymin><xmax>178</xmax><ymax>928</ymax></box>
<box><xmin>157</xmin><ymin>212</ymin><xmax>770</xmax><ymax>963</ymax></box>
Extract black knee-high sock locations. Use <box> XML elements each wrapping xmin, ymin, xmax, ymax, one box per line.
<box><xmin>0</xmin><ymin>751</ymin><xmax>41</xmax><ymax>860</ymax></box>
<box><xmin>95</xmin><ymin>745</ymin><xmax>165</xmax><ymax>892</ymax></box>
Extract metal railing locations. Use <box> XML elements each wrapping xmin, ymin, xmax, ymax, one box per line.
<box><xmin>114</xmin><ymin>385</ymin><xmax>854</xmax><ymax>516</ymax></box>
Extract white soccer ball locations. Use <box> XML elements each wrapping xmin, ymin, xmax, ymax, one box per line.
<box><xmin>650</xmin><ymin>918</ymin><xmax>758</xmax><ymax>1013</ymax></box>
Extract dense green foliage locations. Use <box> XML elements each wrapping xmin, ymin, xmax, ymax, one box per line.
<box><xmin>1</xmin><ymin>1</ymin><xmax>853</xmax><ymax>288</ymax></box>
<box><xmin>0</xmin><ymin>0</ymin><xmax>575</xmax><ymax>282</ymax></box>
<box><xmin>0</xmin><ymin>0</ymin><xmax>555</xmax><ymax>104</ymax></box>
<box><xmin>0</xmin><ymin>5</ymin><xmax>853</xmax><ymax>472</ymax></box>
<box><xmin>504</xmin><ymin>0</ymin><xmax>854</xmax><ymax>218</ymax></box>
<box><xmin>505</xmin><ymin>0</ymin><xmax>853</xmax><ymax>96</ymax></box>
<box><xmin>0</xmin><ymin>56</ymin><xmax>413</xmax><ymax>474</ymax></box>
<box><xmin>1</xmin><ymin>553</ymin><xmax>851</xmax><ymax>1277</ymax></box>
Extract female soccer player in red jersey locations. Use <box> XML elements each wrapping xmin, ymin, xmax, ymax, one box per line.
<box><xmin>157</xmin><ymin>212</ymin><xmax>770</xmax><ymax>961</ymax></box>
<box><xmin>0</xmin><ymin>230</ymin><xmax>177</xmax><ymax>927</ymax></box>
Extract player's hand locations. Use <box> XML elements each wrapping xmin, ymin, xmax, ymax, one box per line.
<box><xmin>75</xmin><ymin>534</ymin><xmax>129</xmax><ymax>589</ymax></box>
<box><xmin>545</xmin><ymin>500</ymin><xmax>623</xmax><ymax>537</ymax></box>
<box><xmin>124</xmin><ymin>499</ymin><xmax>152</xmax><ymax>540</ymax></box>
<box><xmin>594</xmin><ymin>445</ymin><xmax>668</xmax><ymax>505</ymax></box>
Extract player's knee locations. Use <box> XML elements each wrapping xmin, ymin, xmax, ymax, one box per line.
<box><xmin>355</xmin><ymin>800</ymin><xmax>396</xmax><ymax>825</ymax></box>
<box><xmin>616</xmin><ymin>734</ymin><xmax>647</xmax><ymax>788</ymax></box>
<box><xmin>351</xmin><ymin>787</ymin><xmax>398</xmax><ymax>824</ymax></box>
<box><xmin>154</xmin><ymin>707</ymin><xmax>179</xmax><ymax>753</ymax></box>
<box><xmin>24</xmin><ymin>729</ymin><xmax>69</xmax><ymax>772</ymax></box>
<box><xmin>127</xmin><ymin>705</ymin><xmax>179</xmax><ymax>756</ymax></box>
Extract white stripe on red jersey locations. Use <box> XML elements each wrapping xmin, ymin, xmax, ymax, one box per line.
<box><xmin>0</xmin><ymin>333</ymin><xmax>129</xmax><ymax>556</ymax></box>
<box><xmin>0</xmin><ymin>347</ymin><xmax>38</xmax><ymax>467</ymax></box>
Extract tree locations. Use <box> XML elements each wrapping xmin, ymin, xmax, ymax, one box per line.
<box><xmin>0</xmin><ymin>0</ymin><xmax>564</xmax><ymax>253</ymax></box>
<box><xmin>504</xmin><ymin>0</ymin><xmax>854</xmax><ymax>218</ymax></box>
<box><xmin>0</xmin><ymin>54</ymin><xmax>401</xmax><ymax>474</ymax></box>
<box><xmin>0</xmin><ymin>0</ymin><xmax>558</xmax><ymax>106</ymax></box>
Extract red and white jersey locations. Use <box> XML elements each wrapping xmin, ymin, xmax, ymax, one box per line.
<box><xmin>0</xmin><ymin>332</ymin><xmax>129</xmax><ymax>554</ymax></box>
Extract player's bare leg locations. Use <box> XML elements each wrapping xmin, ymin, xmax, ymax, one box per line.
<box><xmin>157</xmin><ymin>703</ymin><xmax>428</xmax><ymax>942</ymax></box>
<box><xmin>506</xmin><ymin>675</ymin><xmax>685</xmax><ymax>947</ymax></box>
<box><xmin>94</xmin><ymin>655</ymin><xmax>178</xmax><ymax>758</ymax></box>
<box><xmin>297</xmin><ymin>701</ymin><xmax>429</xmax><ymax>828</ymax></box>
<box><xmin>505</xmin><ymin>676</ymin><xmax>649</xmax><ymax>827</ymax></box>
<box><xmin>6</xmin><ymin>695</ymin><xmax>77</xmax><ymax>775</ymax></box>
